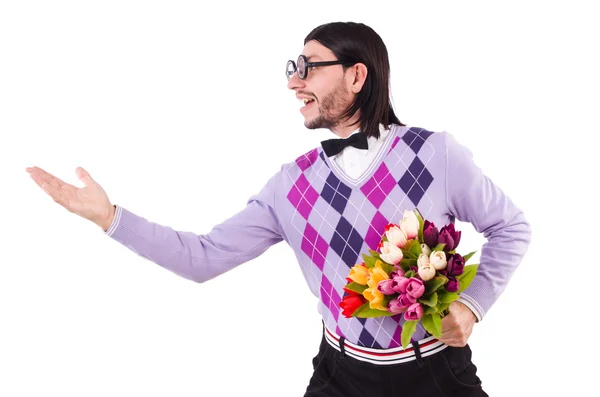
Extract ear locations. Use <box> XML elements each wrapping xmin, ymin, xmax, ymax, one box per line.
<box><xmin>347</xmin><ymin>63</ymin><xmax>368</xmax><ymax>94</ymax></box>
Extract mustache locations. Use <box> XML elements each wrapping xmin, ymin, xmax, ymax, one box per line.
<box><xmin>297</xmin><ymin>91</ymin><xmax>317</xmax><ymax>101</ymax></box>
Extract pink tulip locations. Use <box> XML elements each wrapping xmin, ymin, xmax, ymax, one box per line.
<box><xmin>377</xmin><ymin>279</ymin><xmax>396</xmax><ymax>295</ymax></box>
<box><xmin>405</xmin><ymin>278</ymin><xmax>425</xmax><ymax>300</ymax></box>
<box><xmin>391</xmin><ymin>275</ymin><xmax>410</xmax><ymax>294</ymax></box>
<box><xmin>404</xmin><ymin>303</ymin><xmax>424</xmax><ymax>321</ymax></box>
<box><xmin>388</xmin><ymin>294</ymin><xmax>413</xmax><ymax>314</ymax></box>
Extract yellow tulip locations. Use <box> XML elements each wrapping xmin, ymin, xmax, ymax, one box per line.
<box><xmin>367</xmin><ymin>260</ymin><xmax>390</xmax><ymax>289</ymax></box>
<box><xmin>348</xmin><ymin>264</ymin><xmax>369</xmax><ymax>285</ymax></box>
<box><xmin>362</xmin><ymin>261</ymin><xmax>391</xmax><ymax>311</ymax></box>
<box><xmin>363</xmin><ymin>287</ymin><xmax>387</xmax><ymax>311</ymax></box>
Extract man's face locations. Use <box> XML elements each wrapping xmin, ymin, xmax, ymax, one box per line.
<box><xmin>287</xmin><ymin>40</ymin><xmax>355</xmax><ymax>131</ymax></box>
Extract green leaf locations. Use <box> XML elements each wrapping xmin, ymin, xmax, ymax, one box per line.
<box><xmin>404</xmin><ymin>270</ymin><xmax>416</xmax><ymax>278</ymax></box>
<box><xmin>462</xmin><ymin>251</ymin><xmax>477</xmax><ymax>263</ymax></box>
<box><xmin>401</xmin><ymin>320</ymin><xmax>419</xmax><ymax>349</ymax></box>
<box><xmin>422</xmin><ymin>313</ymin><xmax>442</xmax><ymax>338</ymax></box>
<box><xmin>350</xmin><ymin>302</ymin><xmax>370</xmax><ymax>317</ymax></box>
<box><xmin>418</xmin><ymin>292</ymin><xmax>438</xmax><ymax>308</ymax></box>
<box><xmin>425</xmin><ymin>276</ymin><xmax>448</xmax><ymax>295</ymax></box>
<box><xmin>362</xmin><ymin>253</ymin><xmax>378</xmax><ymax>268</ymax></box>
<box><xmin>432</xmin><ymin>243</ymin><xmax>446</xmax><ymax>252</ymax></box>
<box><xmin>382</xmin><ymin>294</ymin><xmax>394</xmax><ymax>307</ymax></box>
<box><xmin>402</xmin><ymin>240</ymin><xmax>421</xmax><ymax>259</ymax></box>
<box><xmin>378</xmin><ymin>260</ymin><xmax>396</xmax><ymax>275</ymax></box>
<box><xmin>354</xmin><ymin>303</ymin><xmax>395</xmax><ymax>318</ymax></box>
<box><xmin>415</xmin><ymin>209</ymin><xmax>425</xmax><ymax>244</ymax></box>
<box><xmin>409</xmin><ymin>240</ymin><xmax>422</xmax><ymax>257</ymax></box>
<box><xmin>368</xmin><ymin>249</ymin><xmax>382</xmax><ymax>259</ymax></box>
<box><xmin>423</xmin><ymin>305</ymin><xmax>438</xmax><ymax>315</ymax></box>
<box><xmin>437</xmin><ymin>289</ymin><xmax>459</xmax><ymax>303</ymax></box>
<box><xmin>399</xmin><ymin>258</ymin><xmax>417</xmax><ymax>272</ymax></box>
<box><xmin>345</xmin><ymin>282</ymin><xmax>367</xmax><ymax>294</ymax></box>
<box><xmin>437</xmin><ymin>302</ymin><xmax>451</xmax><ymax>314</ymax></box>
<box><xmin>456</xmin><ymin>264</ymin><xmax>478</xmax><ymax>293</ymax></box>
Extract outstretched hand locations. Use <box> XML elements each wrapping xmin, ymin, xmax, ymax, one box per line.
<box><xmin>439</xmin><ymin>301</ymin><xmax>477</xmax><ymax>347</ymax></box>
<box><xmin>26</xmin><ymin>166</ymin><xmax>115</xmax><ymax>231</ymax></box>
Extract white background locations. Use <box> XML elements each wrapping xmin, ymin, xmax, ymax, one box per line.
<box><xmin>1</xmin><ymin>1</ymin><xmax>598</xmax><ymax>396</ymax></box>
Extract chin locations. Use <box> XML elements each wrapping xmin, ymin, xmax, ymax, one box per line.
<box><xmin>305</xmin><ymin>115</ymin><xmax>326</xmax><ymax>130</ymax></box>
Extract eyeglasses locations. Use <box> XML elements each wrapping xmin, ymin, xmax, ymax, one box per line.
<box><xmin>286</xmin><ymin>54</ymin><xmax>355</xmax><ymax>80</ymax></box>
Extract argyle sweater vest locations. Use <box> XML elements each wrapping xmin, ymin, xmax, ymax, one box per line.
<box><xmin>280</xmin><ymin>125</ymin><xmax>453</xmax><ymax>348</ymax></box>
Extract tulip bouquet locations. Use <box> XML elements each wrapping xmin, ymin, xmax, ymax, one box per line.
<box><xmin>340</xmin><ymin>209</ymin><xmax>478</xmax><ymax>349</ymax></box>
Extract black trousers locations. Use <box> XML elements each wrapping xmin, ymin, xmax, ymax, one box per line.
<box><xmin>304</xmin><ymin>331</ymin><xmax>488</xmax><ymax>397</ymax></box>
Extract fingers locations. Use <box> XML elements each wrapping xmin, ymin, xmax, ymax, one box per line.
<box><xmin>26</xmin><ymin>166</ymin><xmax>72</xmax><ymax>206</ymax></box>
<box><xmin>28</xmin><ymin>169</ymin><xmax>62</xmax><ymax>200</ymax></box>
<box><xmin>76</xmin><ymin>167</ymin><xmax>94</xmax><ymax>186</ymax></box>
<box><xmin>440</xmin><ymin>310</ymin><xmax>470</xmax><ymax>347</ymax></box>
<box><xmin>441</xmin><ymin>313</ymin><xmax>457</xmax><ymax>333</ymax></box>
<box><xmin>440</xmin><ymin>325</ymin><xmax>465</xmax><ymax>347</ymax></box>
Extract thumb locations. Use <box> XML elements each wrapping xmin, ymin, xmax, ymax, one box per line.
<box><xmin>76</xmin><ymin>167</ymin><xmax>94</xmax><ymax>186</ymax></box>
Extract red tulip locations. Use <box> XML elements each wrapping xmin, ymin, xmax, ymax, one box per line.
<box><xmin>340</xmin><ymin>295</ymin><xmax>366</xmax><ymax>318</ymax></box>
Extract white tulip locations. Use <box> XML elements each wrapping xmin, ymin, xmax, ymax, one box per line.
<box><xmin>417</xmin><ymin>253</ymin><xmax>430</xmax><ymax>269</ymax></box>
<box><xmin>429</xmin><ymin>251</ymin><xmax>447</xmax><ymax>270</ymax></box>
<box><xmin>380</xmin><ymin>241</ymin><xmax>404</xmax><ymax>265</ymax></box>
<box><xmin>400</xmin><ymin>210</ymin><xmax>419</xmax><ymax>239</ymax></box>
<box><xmin>385</xmin><ymin>225</ymin><xmax>408</xmax><ymax>248</ymax></box>
<box><xmin>418</xmin><ymin>263</ymin><xmax>436</xmax><ymax>281</ymax></box>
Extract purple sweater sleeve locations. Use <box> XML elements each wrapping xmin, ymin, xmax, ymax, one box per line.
<box><xmin>445</xmin><ymin>132</ymin><xmax>532</xmax><ymax>319</ymax></box>
<box><xmin>104</xmin><ymin>172</ymin><xmax>285</xmax><ymax>283</ymax></box>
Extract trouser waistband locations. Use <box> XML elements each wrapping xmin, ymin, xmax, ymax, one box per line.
<box><xmin>324</xmin><ymin>324</ymin><xmax>448</xmax><ymax>366</ymax></box>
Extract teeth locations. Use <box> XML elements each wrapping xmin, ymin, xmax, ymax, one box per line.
<box><xmin>299</xmin><ymin>98</ymin><xmax>315</xmax><ymax>108</ymax></box>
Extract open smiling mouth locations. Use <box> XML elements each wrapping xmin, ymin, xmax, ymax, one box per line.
<box><xmin>300</xmin><ymin>98</ymin><xmax>316</xmax><ymax>113</ymax></box>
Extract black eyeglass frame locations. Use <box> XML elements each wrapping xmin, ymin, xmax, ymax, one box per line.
<box><xmin>286</xmin><ymin>55</ymin><xmax>355</xmax><ymax>80</ymax></box>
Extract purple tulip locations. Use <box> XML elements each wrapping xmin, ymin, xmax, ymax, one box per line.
<box><xmin>446</xmin><ymin>277</ymin><xmax>460</xmax><ymax>292</ymax></box>
<box><xmin>388</xmin><ymin>294</ymin><xmax>413</xmax><ymax>314</ymax></box>
<box><xmin>405</xmin><ymin>278</ymin><xmax>425</xmax><ymax>300</ymax></box>
<box><xmin>404</xmin><ymin>303</ymin><xmax>424</xmax><ymax>321</ymax></box>
<box><xmin>423</xmin><ymin>220</ymin><xmax>439</xmax><ymax>248</ymax></box>
<box><xmin>377</xmin><ymin>279</ymin><xmax>396</xmax><ymax>295</ymax></box>
<box><xmin>447</xmin><ymin>254</ymin><xmax>465</xmax><ymax>276</ymax></box>
<box><xmin>438</xmin><ymin>223</ymin><xmax>462</xmax><ymax>252</ymax></box>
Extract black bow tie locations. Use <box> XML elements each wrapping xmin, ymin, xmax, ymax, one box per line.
<box><xmin>321</xmin><ymin>133</ymin><xmax>368</xmax><ymax>157</ymax></box>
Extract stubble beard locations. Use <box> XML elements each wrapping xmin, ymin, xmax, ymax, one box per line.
<box><xmin>305</xmin><ymin>80</ymin><xmax>351</xmax><ymax>131</ymax></box>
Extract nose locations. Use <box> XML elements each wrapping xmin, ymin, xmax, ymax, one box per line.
<box><xmin>287</xmin><ymin>70</ymin><xmax>304</xmax><ymax>91</ymax></box>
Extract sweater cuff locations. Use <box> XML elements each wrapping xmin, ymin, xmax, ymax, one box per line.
<box><xmin>104</xmin><ymin>204</ymin><xmax>123</xmax><ymax>237</ymax></box>
<box><xmin>457</xmin><ymin>294</ymin><xmax>483</xmax><ymax>322</ymax></box>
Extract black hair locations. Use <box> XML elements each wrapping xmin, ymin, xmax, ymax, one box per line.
<box><xmin>304</xmin><ymin>22</ymin><xmax>404</xmax><ymax>138</ymax></box>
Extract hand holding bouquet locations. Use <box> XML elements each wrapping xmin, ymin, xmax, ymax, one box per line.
<box><xmin>340</xmin><ymin>209</ymin><xmax>478</xmax><ymax>349</ymax></box>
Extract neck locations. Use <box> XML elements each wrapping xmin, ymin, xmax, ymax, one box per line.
<box><xmin>330</xmin><ymin>113</ymin><xmax>362</xmax><ymax>138</ymax></box>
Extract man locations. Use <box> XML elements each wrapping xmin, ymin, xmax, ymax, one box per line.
<box><xmin>26</xmin><ymin>22</ymin><xmax>531</xmax><ymax>396</ymax></box>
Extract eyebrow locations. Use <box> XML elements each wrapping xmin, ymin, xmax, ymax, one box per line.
<box><xmin>304</xmin><ymin>54</ymin><xmax>322</xmax><ymax>61</ymax></box>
